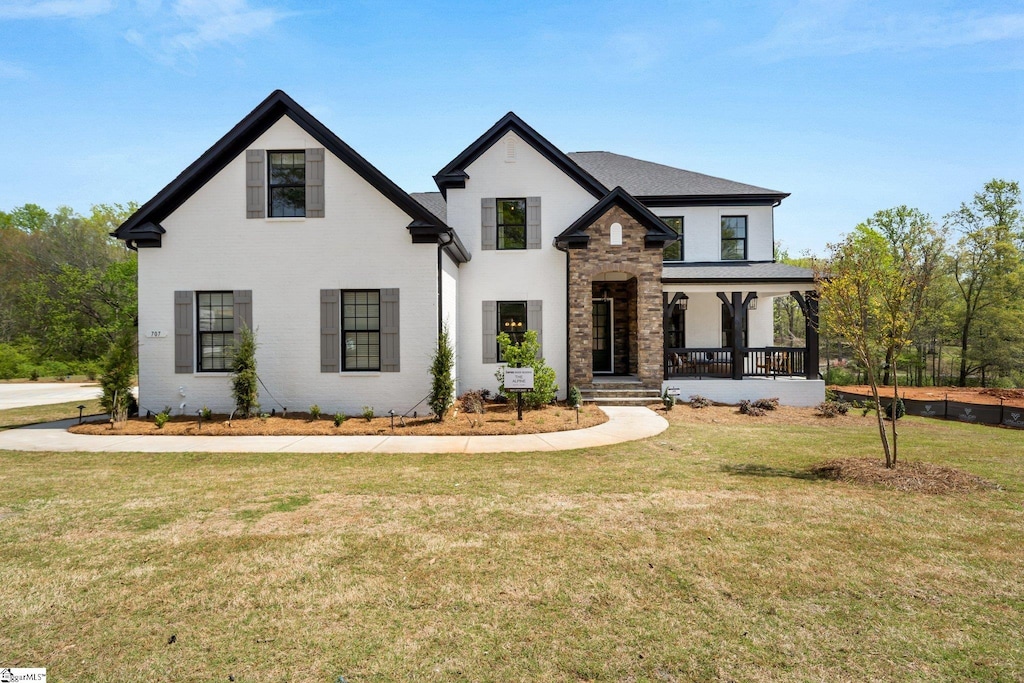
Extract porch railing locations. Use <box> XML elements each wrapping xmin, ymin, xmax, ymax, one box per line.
<box><xmin>665</xmin><ymin>347</ymin><xmax>807</xmax><ymax>379</ymax></box>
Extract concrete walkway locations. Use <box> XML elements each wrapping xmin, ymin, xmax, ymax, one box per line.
<box><xmin>0</xmin><ymin>406</ymin><xmax>668</xmax><ymax>454</ymax></box>
<box><xmin>0</xmin><ymin>383</ymin><xmax>102</xmax><ymax>410</ymax></box>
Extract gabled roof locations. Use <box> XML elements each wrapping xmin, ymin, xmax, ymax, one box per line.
<box><xmin>410</xmin><ymin>192</ymin><xmax>446</xmax><ymax>224</ymax></box>
<box><xmin>555</xmin><ymin>186</ymin><xmax>679</xmax><ymax>249</ymax></box>
<box><xmin>568</xmin><ymin>151</ymin><xmax>789</xmax><ymax>206</ymax></box>
<box><xmin>114</xmin><ymin>90</ymin><xmax>465</xmax><ymax>260</ymax></box>
<box><xmin>662</xmin><ymin>261</ymin><xmax>816</xmax><ymax>283</ymax></box>
<box><xmin>433</xmin><ymin>112</ymin><xmax>608</xmax><ymax>199</ymax></box>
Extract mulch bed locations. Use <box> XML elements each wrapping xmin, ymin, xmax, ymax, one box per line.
<box><xmin>837</xmin><ymin>385</ymin><xmax>1024</xmax><ymax>408</ymax></box>
<box><xmin>70</xmin><ymin>402</ymin><xmax>607</xmax><ymax>437</ymax></box>
<box><xmin>811</xmin><ymin>457</ymin><xmax>1000</xmax><ymax>494</ymax></box>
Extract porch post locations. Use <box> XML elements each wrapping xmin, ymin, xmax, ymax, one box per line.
<box><xmin>792</xmin><ymin>290</ymin><xmax>820</xmax><ymax>380</ymax></box>
<box><xmin>804</xmin><ymin>291</ymin><xmax>820</xmax><ymax>379</ymax></box>
<box><xmin>731</xmin><ymin>291</ymin><xmax>744</xmax><ymax>380</ymax></box>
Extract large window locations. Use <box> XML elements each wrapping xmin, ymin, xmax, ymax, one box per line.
<box><xmin>197</xmin><ymin>291</ymin><xmax>234</xmax><ymax>372</ymax></box>
<box><xmin>342</xmin><ymin>290</ymin><xmax>380</xmax><ymax>370</ymax></box>
<box><xmin>721</xmin><ymin>216</ymin><xmax>747</xmax><ymax>260</ymax></box>
<box><xmin>268</xmin><ymin>151</ymin><xmax>305</xmax><ymax>217</ymax></box>
<box><xmin>662</xmin><ymin>216</ymin><xmax>684</xmax><ymax>261</ymax></box>
<box><xmin>497</xmin><ymin>300</ymin><xmax>527</xmax><ymax>360</ymax></box>
<box><xmin>497</xmin><ymin>199</ymin><xmax>526</xmax><ymax>250</ymax></box>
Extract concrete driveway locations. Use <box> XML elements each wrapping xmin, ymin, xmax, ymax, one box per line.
<box><xmin>0</xmin><ymin>383</ymin><xmax>102</xmax><ymax>410</ymax></box>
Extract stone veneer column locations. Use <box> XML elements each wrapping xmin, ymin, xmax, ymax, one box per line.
<box><xmin>567</xmin><ymin>206</ymin><xmax>665</xmax><ymax>389</ymax></box>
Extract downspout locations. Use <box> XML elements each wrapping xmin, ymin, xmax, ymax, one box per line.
<box><xmin>437</xmin><ymin>231</ymin><xmax>456</xmax><ymax>338</ymax></box>
<box><xmin>554</xmin><ymin>239</ymin><xmax>570</xmax><ymax>398</ymax></box>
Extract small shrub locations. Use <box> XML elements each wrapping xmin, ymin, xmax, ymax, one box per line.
<box><xmin>29</xmin><ymin>368</ymin><xmax>39</xmax><ymax>381</ymax></box>
<box><xmin>231</xmin><ymin>325</ymin><xmax>259</xmax><ymax>417</ymax></box>
<box><xmin>752</xmin><ymin>397</ymin><xmax>779</xmax><ymax>411</ymax></box>
<box><xmin>309</xmin><ymin>404</ymin><xmax>321</xmax><ymax>421</ymax></box>
<box><xmin>428</xmin><ymin>322</ymin><xmax>456</xmax><ymax>421</ymax></box>
<box><xmin>154</xmin><ymin>411</ymin><xmax>170</xmax><ymax>428</ymax></box>
<box><xmin>362</xmin><ymin>405</ymin><xmax>374</xmax><ymax>422</ymax></box>
<box><xmin>568</xmin><ymin>385</ymin><xmax>583</xmax><ymax>408</ymax></box>
<box><xmin>689</xmin><ymin>395</ymin><xmax>712</xmax><ymax>409</ymax></box>
<box><xmin>200</xmin><ymin>406</ymin><xmax>212</xmax><ymax>420</ymax></box>
<box><xmin>662</xmin><ymin>390</ymin><xmax>676</xmax><ymax>410</ymax></box>
<box><xmin>494</xmin><ymin>330</ymin><xmax>558</xmax><ymax>408</ymax></box>
<box><xmin>458</xmin><ymin>390</ymin><xmax>486</xmax><ymax>415</ymax></box>
<box><xmin>738</xmin><ymin>400</ymin><xmax>766</xmax><ymax>416</ymax></box>
<box><xmin>333</xmin><ymin>412</ymin><xmax>346</xmax><ymax>427</ymax></box>
<box><xmin>816</xmin><ymin>399</ymin><xmax>851</xmax><ymax>418</ymax></box>
<box><xmin>885</xmin><ymin>397</ymin><xmax>906</xmax><ymax>420</ymax></box>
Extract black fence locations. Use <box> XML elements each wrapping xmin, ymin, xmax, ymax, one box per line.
<box><xmin>831</xmin><ymin>391</ymin><xmax>1024</xmax><ymax>430</ymax></box>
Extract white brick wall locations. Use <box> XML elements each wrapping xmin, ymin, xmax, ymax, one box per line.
<box><xmin>138</xmin><ymin>116</ymin><xmax>439</xmax><ymax>416</ymax></box>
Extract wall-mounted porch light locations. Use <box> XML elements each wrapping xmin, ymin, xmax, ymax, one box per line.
<box><xmin>748</xmin><ymin>295</ymin><xmax>758</xmax><ymax>310</ymax></box>
<box><xmin>678</xmin><ymin>294</ymin><xmax>688</xmax><ymax>311</ymax></box>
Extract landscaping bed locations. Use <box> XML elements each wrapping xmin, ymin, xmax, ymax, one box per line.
<box><xmin>70</xmin><ymin>402</ymin><xmax>607</xmax><ymax>436</ymax></box>
<box><xmin>836</xmin><ymin>384</ymin><xmax>1024</xmax><ymax>408</ymax></box>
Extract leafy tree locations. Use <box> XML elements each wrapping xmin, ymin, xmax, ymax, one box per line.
<box><xmin>428</xmin><ymin>322</ymin><xmax>455</xmax><ymax>420</ymax></box>
<box><xmin>231</xmin><ymin>326</ymin><xmax>259</xmax><ymax>417</ymax></box>
<box><xmin>494</xmin><ymin>330</ymin><xmax>558</xmax><ymax>408</ymax></box>
<box><xmin>945</xmin><ymin>180</ymin><xmax>1024</xmax><ymax>386</ymax></box>
<box><xmin>818</xmin><ymin>210</ymin><xmax>941</xmax><ymax>468</ymax></box>
<box><xmin>99</xmin><ymin>329</ymin><xmax>137</xmax><ymax>424</ymax></box>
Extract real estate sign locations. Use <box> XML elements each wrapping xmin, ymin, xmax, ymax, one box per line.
<box><xmin>504</xmin><ymin>367</ymin><xmax>534</xmax><ymax>392</ymax></box>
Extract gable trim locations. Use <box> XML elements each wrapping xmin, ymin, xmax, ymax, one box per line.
<box><xmin>114</xmin><ymin>90</ymin><xmax>466</xmax><ymax>260</ymax></box>
<box><xmin>555</xmin><ymin>186</ymin><xmax>679</xmax><ymax>249</ymax></box>
<box><xmin>433</xmin><ymin>112</ymin><xmax>608</xmax><ymax>200</ymax></box>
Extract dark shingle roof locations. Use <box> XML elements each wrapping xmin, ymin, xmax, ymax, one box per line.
<box><xmin>662</xmin><ymin>261</ymin><xmax>815</xmax><ymax>283</ymax></box>
<box><xmin>567</xmin><ymin>151</ymin><xmax>787</xmax><ymax>199</ymax></box>
<box><xmin>410</xmin><ymin>192</ymin><xmax>446</xmax><ymax>223</ymax></box>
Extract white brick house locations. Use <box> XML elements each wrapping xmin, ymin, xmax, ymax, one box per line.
<box><xmin>115</xmin><ymin>91</ymin><xmax>824</xmax><ymax>414</ymax></box>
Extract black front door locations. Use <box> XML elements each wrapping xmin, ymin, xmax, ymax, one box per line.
<box><xmin>592</xmin><ymin>299</ymin><xmax>612</xmax><ymax>373</ymax></box>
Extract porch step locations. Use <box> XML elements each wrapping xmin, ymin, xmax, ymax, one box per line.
<box><xmin>580</xmin><ymin>387</ymin><xmax>662</xmax><ymax>407</ymax></box>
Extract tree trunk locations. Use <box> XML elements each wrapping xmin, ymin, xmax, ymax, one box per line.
<box><xmin>958</xmin><ymin>318</ymin><xmax>970</xmax><ymax>387</ymax></box>
<box><xmin>891</xmin><ymin>372</ymin><xmax>899</xmax><ymax>468</ymax></box>
<box><xmin>866</xmin><ymin>366</ymin><xmax>892</xmax><ymax>468</ymax></box>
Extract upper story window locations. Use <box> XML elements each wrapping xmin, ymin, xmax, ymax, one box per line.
<box><xmin>662</xmin><ymin>216</ymin><xmax>684</xmax><ymax>261</ymax></box>
<box><xmin>497</xmin><ymin>199</ymin><xmax>527</xmax><ymax>249</ymax></box>
<box><xmin>197</xmin><ymin>291</ymin><xmax>234</xmax><ymax>372</ymax></box>
<box><xmin>268</xmin><ymin>151</ymin><xmax>305</xmax><ymax>217</ymax></box>
<box><xmin>721</xmin><ymin>216</ymin><xmax>747</xmax><ymax>260</ymax></box>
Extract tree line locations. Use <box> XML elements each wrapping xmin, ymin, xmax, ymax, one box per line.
<box><xmin>0</xmin><ymin>203</ymin><xmax>137</xmax><ymax>379</ymax></box>
<box><xmin>776</xmin><ymin>179</ymin><xmax>1023</xmax><ymax>389</ymax></box>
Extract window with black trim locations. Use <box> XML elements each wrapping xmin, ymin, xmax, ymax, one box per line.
<box><xmin>666</xmin><ymin>302</ymin><xmax>685</xmax><ymax>348</ymax></box>
<box><xmin>662</xmin><ymin>216</ymin><xmax>684</xmax><ymax>261</ymax></box>
<box><xmin>497</xmin><ymin>199</ymin><xmax>526</xmax><ymax>250</ymax></box>
<box><xmin>497</xmin><ymin>300</ymin><xmax>527</xmax><ymax>361</ymax></box>
<box><xmin>269</xmin><ymin>151</ymin><xmax>305</xmax><ymax>217</ymax></box>
<box><xmin>197</xmin><ymin>291</ymin><xmax>234</xmax><ymax>372</ymax></box>
<box><xmin>342</xmin><ymin>290</ymin><xmax>380</xmax><ymax>370</ymax></box>
<box><xmin>721</xmin><ymin>216</ymin><xmax>747</xmax><ymax>260</ymax></box>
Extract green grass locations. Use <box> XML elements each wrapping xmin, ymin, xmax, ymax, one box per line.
<box><xmin>0</xmin><ymin>415</ymin><xmax>1021</xmax><ymax>681</ymax></box>
<box><xmin>0</xmin><ymin>398</ymin><xmax>104</xmax><ymax>431</ymax></box>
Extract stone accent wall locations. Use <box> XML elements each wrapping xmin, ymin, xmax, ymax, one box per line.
<box><xmin>568</xmin><ymin>205</ymin><xmax>665</xmax><ymax>389</ymax></box>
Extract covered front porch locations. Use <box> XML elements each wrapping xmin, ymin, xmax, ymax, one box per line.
<box><xmin>663</xmin><ymin>287</ymin><xmax>820</xmax><ymax>381</ymax></box>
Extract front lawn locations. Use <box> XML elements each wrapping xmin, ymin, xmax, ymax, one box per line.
<box><xmin>0</xmin><ymin>412</ymin><xmax>1021</xmax><ymax>681</ymax></box>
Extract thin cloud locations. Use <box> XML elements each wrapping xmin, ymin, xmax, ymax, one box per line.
<box><xmin>749</xmin><ymin>2</ymin><xmax>1024</xmax><ymax>60</ymax></box>
<box><xmin>124</xmin><ymin>0</ymin><xmax>289</xmax><ymax>66</ymax></box>
<box><xmin>0</xmin><ymin>59</ymin><xmax>31</xmax><ymax>79</ymax></box>
<box><xmin>0</xmin><ymin>0</ymin><xmax>114</xmax><ymax>19</ymax></box>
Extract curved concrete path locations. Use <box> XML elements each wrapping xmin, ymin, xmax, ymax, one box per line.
<box><xmin>0</xmin><ymin>382</ymin><xmax>101</xmax><ymax>410</ymax></box>
<box><xmin>0</xmin><ymin>407</ymin><xmax>667</xmax><ymax>454</ymax></box>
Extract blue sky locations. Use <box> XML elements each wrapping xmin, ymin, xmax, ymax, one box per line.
<box><xmin>1</xmin><ymin>0</ymin><xmax>1021</xmax><ymax>255</ymax></box>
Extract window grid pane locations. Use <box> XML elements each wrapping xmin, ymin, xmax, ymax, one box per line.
<box><xmin>497</xmin><ymin>300</ymin><xmax>527</xmax><ymax>361</ymax></box>
<box><xmin>197</xmin><ymin>292</ymin><xmax>234</xmax><ymax>372</ymax></box>
<box><xmin>497</xmin><ymin>199</ymin><xmax>526</xmax><ymax>250</ymax></box>
<box><xmin>342</xmin><ymin>290</ymin><xmax>380</xmax><ymax>371</ymax></box>
<box><xmin>661</xmin><ymin>216</ymin><xmax>683</xmax><ymax>262</ymax></box>
<box><xmin>721</xmin><ymin>216</ymin><xmax>747</xmax><ymax>260</ymax></box>
<box><xmin>268</xmin><ymin>150</ymin><xmax>306</xmax><ymax>218</ymax></box>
